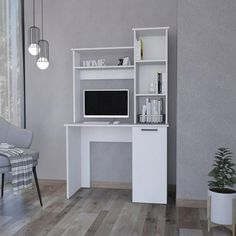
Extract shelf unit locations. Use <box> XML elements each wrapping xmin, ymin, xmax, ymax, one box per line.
<box><xmin>67</xmin><ymin>27</ymin><xmax>169</xmax><ymax>204</ymax></box>
<box><xmin>72</xmin><ymin>46</ymin><xmax>134</xmax><ymax>123</ymax></box>
<box><xmin>133</xmin><ymin>27</ymin><xmax>169</xmax><ymax>124</ymax></box>
<box><xmin>72</xmin><ymin>27</ymin><xmax>168</xmax><ymax>125</ymax></box>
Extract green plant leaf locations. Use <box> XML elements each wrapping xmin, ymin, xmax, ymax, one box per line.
<box><xmin>208</xmin><ymin>147</ymin><xmax>236</xmax><ymax>189</ymax></box>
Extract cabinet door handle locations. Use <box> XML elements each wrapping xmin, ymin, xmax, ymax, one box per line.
<box><xmin>141</xmin><ymin>128</ymin><xmax>158</xmax><ymax>131</ymax></box>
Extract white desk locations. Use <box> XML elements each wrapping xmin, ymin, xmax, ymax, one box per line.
<box><xmin>65</xmin><ymin>123</ymin><xmax>168</xmax><ymax>204</ymax></box>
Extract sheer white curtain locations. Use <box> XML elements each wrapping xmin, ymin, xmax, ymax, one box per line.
<box><xmin>0</xmin><ymin>0</ymin><xmax>24</xmax><ymax>127</ymax></box>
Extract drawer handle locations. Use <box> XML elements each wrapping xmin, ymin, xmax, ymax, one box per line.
<box><xmin>141</xmin><ymin>128</ymin><xmax>158</xmax><ymax>131</ymax></box>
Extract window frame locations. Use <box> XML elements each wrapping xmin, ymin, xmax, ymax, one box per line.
<box><xmin>21</xmin><ymin>0</ymin><xmax>26</xmax><ymax>128</ymax></box>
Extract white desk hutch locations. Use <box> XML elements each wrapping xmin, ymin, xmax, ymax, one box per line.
<box><xmin>65</xmin><ymin>27</ymin><xmax>169</xmax><ymax>204</ymax></box>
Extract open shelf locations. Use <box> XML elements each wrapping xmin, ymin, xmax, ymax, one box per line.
<box><xmin>133</xmin><ymin>27</ymin><xmax>169</xmax><ymax>37</ymax></box>
<box><xmin>134</xmin><ymin>27</ymin><xmax>168</xmax><ymax>124</ymax></box>
<box><xmin>75</xmin><ymin>65</ymin><xmax>134</xmax><ymax>70</ymax></box>
<box><xmin>136</xmin><ymin>94</ymin><xmax>166</xmax><ymax>97</ymax></box>
<box><xmin>136</xmin><ymin>60</ymin><xmax>166</xmax><ymax>65</ymax></box>
<box><xmin>71</xmin><ymin>46</ymin><xmax>134</xmax><ymax>52</ymax></box>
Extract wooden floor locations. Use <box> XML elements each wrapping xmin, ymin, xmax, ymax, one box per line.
<box><xmin>0</xmin><ymin>182</ymin><xmax>233</xmax><ymax>236</ymax></box>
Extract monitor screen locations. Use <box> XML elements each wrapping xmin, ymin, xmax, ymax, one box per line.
<box><xmin>83</xmin><ymin>89</ymin><xmax>129</xmax><ymax>118</ymax></box>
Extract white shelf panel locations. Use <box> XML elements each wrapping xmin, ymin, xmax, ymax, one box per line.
<box><xmin>136</xmin><ymin>60</ymin><xmax>166</xmax><ymax>64</ymax></box>
<box><xmin>133</xmin><ymin>27</ymin><xmax>168</xmax><ymax>37</ymax></box>
<box><xmin>136</xmin><ymin>94</ymin><xmax>166</xmax><ymax>97</ymax></box>
<box><xmin>71</xmin><ymin>46</ymin><xmax>134</xmax><ymax>52</ymax></box>
<box><xmin>133</xmin><ymin>27</ymin><xmax>169</xmax><ymax>31</ymax></box>
<box><xmin>79</xmin><ymin>67</ymin><xmax>134</xmax><ymax>80</ymax></box>
<box><xmin>75</xmin><ymin>65</ymin><xmax>134</xmax><ymax>70</ymax></box>
<box><xmin>64</xmin><ymin>122</ymin><xmax>169</xmax><ymax>128</ymax></box>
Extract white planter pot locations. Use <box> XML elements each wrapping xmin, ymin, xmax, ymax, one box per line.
<box><xmin>208</xmin><ymin>189</ymin><xmax>236</xmax><ymax>225</ymax></box>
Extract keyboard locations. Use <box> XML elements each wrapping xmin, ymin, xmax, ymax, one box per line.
<box><xmin>82</xmin><ymin>121</ymin><xmax>111</xmax><ymax>125</ymax></box>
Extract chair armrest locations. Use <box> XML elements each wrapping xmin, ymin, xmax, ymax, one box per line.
<box><xmin>6</xmin><ymin>125</ymin><xmax>33</xmax><ymax>149</ymax></box>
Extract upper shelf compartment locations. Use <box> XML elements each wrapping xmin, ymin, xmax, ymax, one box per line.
<box><xmin>75</xmin><ymin>65</ymin><xmax>134</xmax><ymax>70</ymax></box>
<box><xmin>72</xmin><ymin>46</ymin><xmax>134</xmax><ymax>68</ymax></box>
<box><xmin>133</xmin><ymin>27</ymin><xmax>168</xmax><ymax>62</ymax></box>
<box><xmin>73</xmin><ymin>46</ymin><xmax>134</xmax><ymax>80</ymax></box>
<box><xmin>78</xmin><ymin>67</ymin><xmax>134</xmax><ymax>80</ymax></box>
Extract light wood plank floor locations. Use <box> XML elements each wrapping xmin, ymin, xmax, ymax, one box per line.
<box><xmin>0</xmin><ymin>182</ymin><xmax>233</xmax><ymax>236</ymax></box>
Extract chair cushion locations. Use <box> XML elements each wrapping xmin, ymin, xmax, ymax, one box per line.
<box><xmin>6</xmin><ymin>126</ymin><xmax>33</xmax><ymax>149</ymax></box>
<box><xmin>0</xmin><ymin>149</ymin><xmax>39</xmax><ymax>172</ymax></box>
<box><xmin>0</xmin><ymin>116</ymin><xmax>33</xmax><ymax>149</ymax></box>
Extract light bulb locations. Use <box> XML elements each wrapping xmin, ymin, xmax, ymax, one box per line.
<box><xmin>37</xmin><ymin>57</ymin><xmax>49</xmax><ymax>70</ymax></box>
<box><xmin>28</xmin><ymin>43</ymin><xmax>40</xmax><ymax>56</ymax></box>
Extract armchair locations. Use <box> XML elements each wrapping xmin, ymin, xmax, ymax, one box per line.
<box><xmin>0</xmin><ymin>117</ymin><xmax>42</xmax><ymax>206</ymax></box>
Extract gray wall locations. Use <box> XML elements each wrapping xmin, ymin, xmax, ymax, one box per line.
<box><xmin>24</xmin><ymin>0</ymin><xmax>177</xmax><ymax>183</ymax></box>
<box><xmin>91</xmin><ymin>142</ymin><xmax>132</xmax><ymax>183</ymax></box>
<box><xmin>177</xmin><ymin>0</ymin><xmax>236</xmax><ymax>200</ymax></box>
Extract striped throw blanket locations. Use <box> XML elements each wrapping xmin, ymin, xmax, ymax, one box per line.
<box><xmin>0</xmin><ymin>148</ymin><xmax>33</xmax><ymax>192</ymax></box>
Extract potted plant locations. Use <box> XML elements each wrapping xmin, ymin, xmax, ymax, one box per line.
<box><xmin>208</xmin><ymin>147</ymin><xmax>236</xmax><ymax>226</ymax></box>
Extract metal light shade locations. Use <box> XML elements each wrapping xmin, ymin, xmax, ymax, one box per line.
<box><xmin>37</xmin><ymin>39</ymin><xmax>49</xmax><ymax>70</ymax></box>
<box><xmin>28</xmin><ymin>26</ymin><xmax>40</xmax><ymax>56</ymax></box>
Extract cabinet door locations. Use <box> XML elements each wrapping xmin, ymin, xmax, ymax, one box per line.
<box><xmin>132</xmin><ymin>126</ymin><xmax>167</xmax><ymax>204</ymax></box>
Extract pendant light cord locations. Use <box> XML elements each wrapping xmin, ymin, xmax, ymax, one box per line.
<box><xmin>41</xmin><ymin>0</ymin><xmax>44</xmax><ymax>39</ymax></box>
<box><xmin>33</xmin><ymin>0</ymin><xmax>35</xmax><ymax>26</ymax></box>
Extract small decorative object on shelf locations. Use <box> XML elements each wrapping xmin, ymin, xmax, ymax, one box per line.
<box><xmin>82</xmin><ymin>59</ymin><xmax>106</xmax><ymax>67</ymax></box>
<box><xmin>139</xmin><ymin>114</ymin><xmax>163</xmax><ymax>124</ymax></box>
<box><xmin>149</xmin><ymin>82</ymin><xmax>156</xmax><ymax>93</ymax></box>
<box><xmin>117</xmin><ymin>58</ymin><xmax>123</xmax><ymax>66</ymax></box>
<box><xmin>123</xmin><ymin>57</ymin><xmax>131</xmax><ymax>66</ymax></box>
<box><xmin>118</xmin><ymin>57</ymin><xmax>131</xmax><ymax>66</ymax></box>
<box><xmin>139</xmin><ymin>98</ymin><xmax>164</xmax><ymax>124</ymax></box>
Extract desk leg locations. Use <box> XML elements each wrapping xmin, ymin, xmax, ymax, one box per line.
<box><xmin>81</xmin><ymin>128</ymin><xmax>91</xmax><ymax>188</ymax></box>
<box><xmin>66</xmin><ymin>126</ymin><xmax>82</xmax><ymax>199</ymax></box>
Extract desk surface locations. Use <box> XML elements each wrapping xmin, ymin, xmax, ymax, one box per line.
<box><xmin>64</xmin><ymin>122</ymin><xmax>169</xmax><ymax>128</ymax></box>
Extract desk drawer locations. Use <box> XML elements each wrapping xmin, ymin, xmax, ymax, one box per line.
<box><xmin>132</xmin><ymin>126</ymin><xmax>167</xmax><ymax>204</ymax></box>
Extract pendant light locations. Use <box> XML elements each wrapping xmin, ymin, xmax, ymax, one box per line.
<box><xmin>28</xmin><ymin>0</ymin><xmax>40</xmax><ymax>56</ymax></box>
<box><xmin>37</xmin><ymin>0</ymin><xmax>49</xmax><ymax>70</ymax></box>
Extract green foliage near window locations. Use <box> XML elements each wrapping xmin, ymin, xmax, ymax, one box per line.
<box><xmin>208</xmin><ymin>147</ymin><xmax>236</xmax><ymax>191</ymax></box>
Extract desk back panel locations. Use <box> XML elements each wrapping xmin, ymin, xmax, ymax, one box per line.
<box><xmin>90</xmin><ymin>142</ymin><xmax>132</xmax><ymax>184</ymax></box>
<box><xmin>81</xmin><ymin>127</ymin><xmax>132</xmax><ymax>187</ymax></box>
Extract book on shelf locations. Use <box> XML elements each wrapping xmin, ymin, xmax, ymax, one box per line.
<box><xmin>157</xmin><ymin>99</ymin><xmax>163</xmax><ymax>114</ymax></box>
<box><xmin>156</xmin><ymin>72</ymin><xmax>166</xmax><ymax>94</ymax></box>
<box><xmin>157</xmin><ymin>73</ymin><xmax>162</xmax><ymax>94</ymax></box>
<box><xmin>135</xmin><ymin>39</ymin><xmax>144</xmax><ymax>61</ymax></box>
<box><xmin>161</xmin><ymin>73</ymin><xmax>167</xmax><ymax>94</ymax></box>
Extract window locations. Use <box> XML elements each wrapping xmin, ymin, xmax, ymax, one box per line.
<box><xmin>0</xmin><ymin>0</ymin><xmax>24</xmax><ymax>127</ymax></box>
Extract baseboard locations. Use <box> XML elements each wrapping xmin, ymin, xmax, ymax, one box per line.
<box><xmin>37</xmin><ymin>180</ymin><xmax>176</xmax><ymax>192</ymax></box>
<box><xmin>91</xmin><ymin>181</ymin><xmax>132</xmax><ymax>190</ymax></box>
<box><xmin>176</xmin><ymin>199</ymin><xmax>207</xmax><ymax>208</ymax></box>
<box><xmin>38</xmin><ymin>179</ymin><xmax>66</xmax><ymax>185</ymax></box>
<box><xmin>36</xmin><ymin>179</ymin><xmax>176</xmax><ymax>196</ymax></box>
